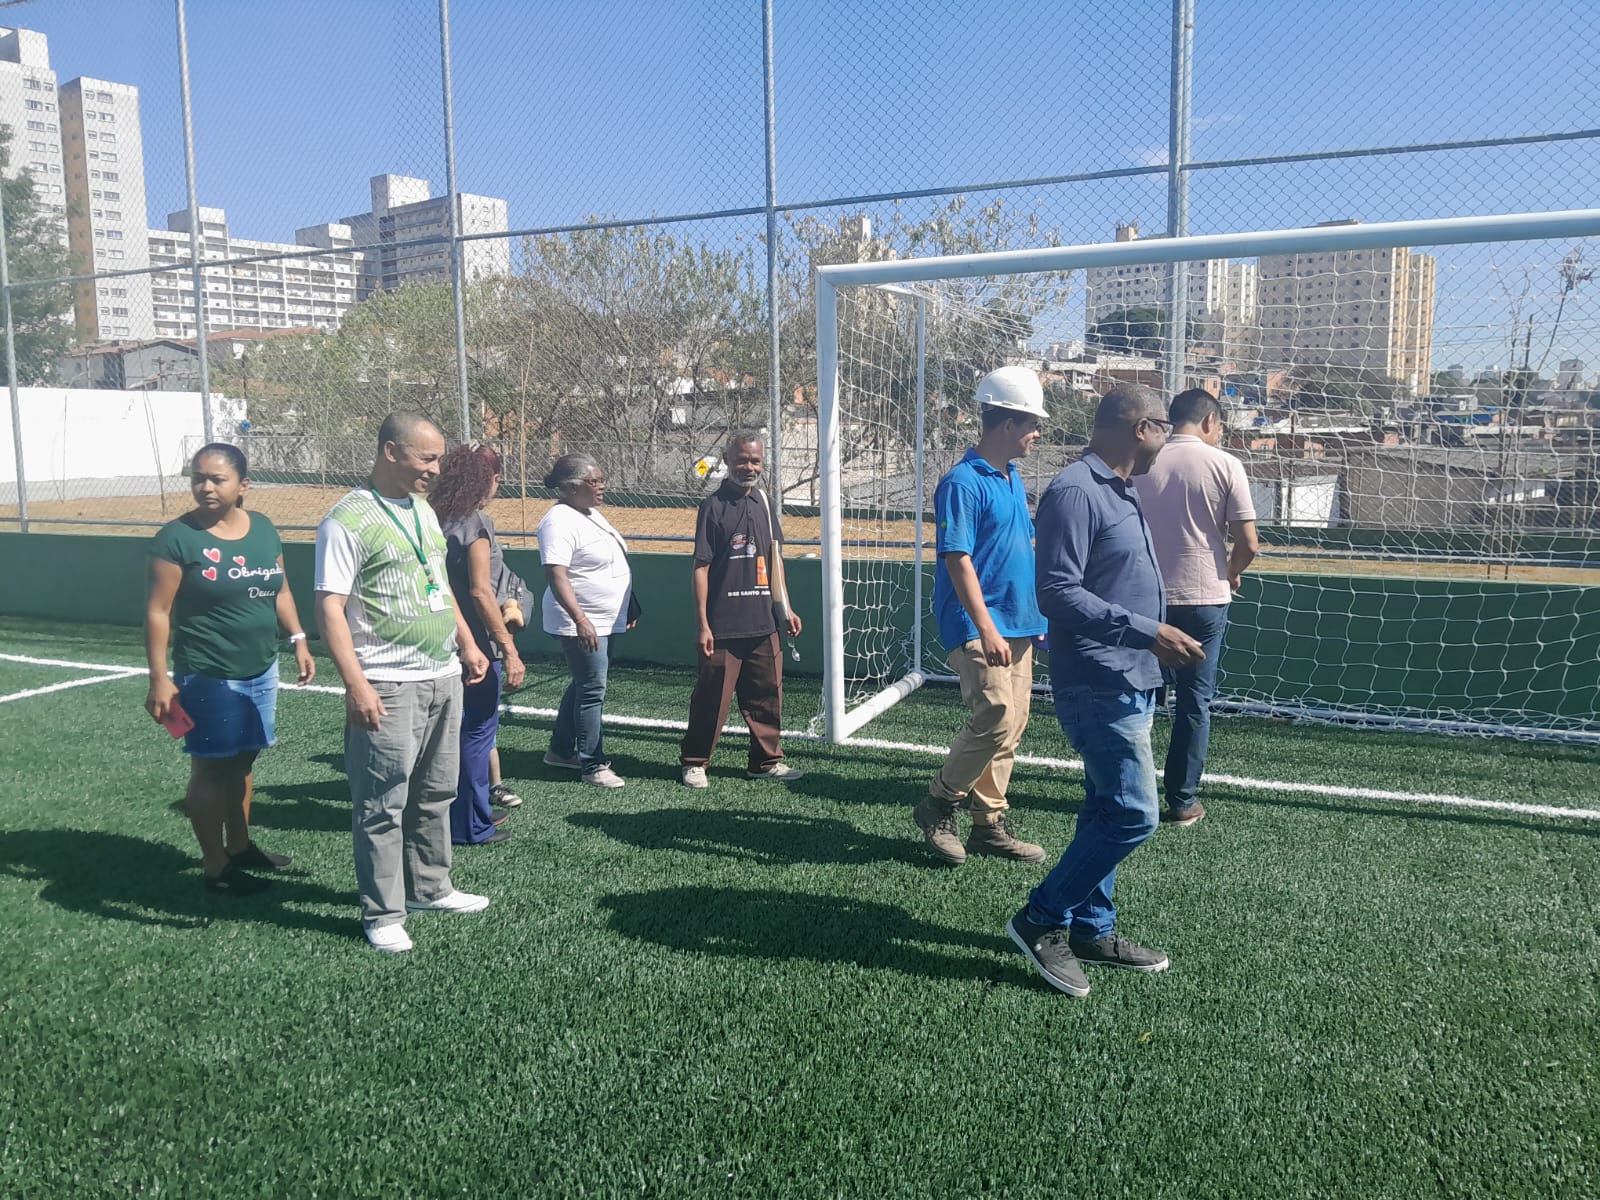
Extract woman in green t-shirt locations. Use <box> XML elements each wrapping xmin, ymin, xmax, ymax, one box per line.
<box><xmin>144</xmin><ymin>443</ymin><xmax>316</xmax><ymax>895</ymax></box>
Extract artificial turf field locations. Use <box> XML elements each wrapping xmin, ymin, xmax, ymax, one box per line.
<box><xmin>1</xmin><ymin>616</ymin><xmax>1597</xmax><ymax>1199</ymax></box>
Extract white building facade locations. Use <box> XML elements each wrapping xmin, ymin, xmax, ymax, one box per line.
<box><xmin>147</xmin><ymin>207</ymin><xmax>364</xmax><ymax>339</ymax></box>
<box><xmin>61</xmin><ymin>76</ymin><xmax>155</xmax><ymax>343</ymax></box>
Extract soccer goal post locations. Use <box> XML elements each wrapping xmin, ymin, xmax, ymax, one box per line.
<box><xmin>815</xmin><ymin>209</ymin><xmax>1600</xmax><ymax>745</ymax></box>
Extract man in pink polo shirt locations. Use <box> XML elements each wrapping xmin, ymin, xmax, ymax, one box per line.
<box><xmin>1132</xmin><ymin>388</ymin><xmax>1258</xmax><ymax>826</ymax></box>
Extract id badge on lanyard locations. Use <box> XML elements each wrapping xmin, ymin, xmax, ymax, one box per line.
<box><xmin>372</xmin><ymin>489</ymin><xmax>448</xmax><ymax>611</ymax></box>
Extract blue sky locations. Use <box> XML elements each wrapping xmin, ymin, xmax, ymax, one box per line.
<box><xmin>10</xmin><ymin>0</ymin><xmax>1599</xmax><ymax>368</ymax></box>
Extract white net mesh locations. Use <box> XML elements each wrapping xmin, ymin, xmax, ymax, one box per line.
<box><xmin>821</xmin><ymin>232</ymin><xmax>1600</xmax><ymax>741</ymax></box>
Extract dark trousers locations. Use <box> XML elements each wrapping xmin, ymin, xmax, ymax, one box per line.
<box><xmin>450</xmin><ymin>660</ymin><xmax>502</xmax><ymax>845</ymax></box>
<box><xmin>1162</xmin><ymin>604</ymin><xmax>1230</xmax><ymax>810</ymax></box>
<box><xmin>680</xmin><ymin>633</ymin><xmax>784</xmax><ymax>771</ymax></box>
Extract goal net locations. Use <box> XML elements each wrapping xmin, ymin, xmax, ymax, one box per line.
<box><xmin>813</xmin><ymin>212</ymin><xmax>1600</xmax><ymax>744</ymax></box>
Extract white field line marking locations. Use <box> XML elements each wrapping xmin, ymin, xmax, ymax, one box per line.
<box><xmin>0</xmin><ymin>662</ymin><xmax>145</xmax><ymax>710</ymax></box>
<box><xmin>6</xmin><ymin>651</ymin><xmax>1600</xmax><ymax>824</ymax></box>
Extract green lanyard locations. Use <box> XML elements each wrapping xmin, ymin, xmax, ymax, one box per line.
<box><xmin>370</xmin><ymin>488</ymin><xmax>439</xmax><ymax>590</ymax></box>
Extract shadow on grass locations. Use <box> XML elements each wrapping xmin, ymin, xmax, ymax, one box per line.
<box><xmin>249</xmin><ymin>780</ymin><xmax>354</xmax><ymax>834</ymax></box>
<box><xmin>0</xmin><ymin>829</ymin><xmax>359</xmax><ymax>938</ymax></box>
<box><xmin>598</xmin><ymin>885</ymin><xmax>1023</xmax><ymax>984</ymax></box>
<box><xmin>1211</xmin><ymin>787</ymin><xmax>1600</xmax><ymax>837</ymax></box>
<box><xmin>569</xmin><ymin>807</ymin><xmax>923</xmax><ymax>867</ymax></box>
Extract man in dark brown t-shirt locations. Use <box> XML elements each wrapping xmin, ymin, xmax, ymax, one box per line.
<box><xmin>680</xmin><ymin>433</ymin><xmax>804</xmax><ymax>787</ymax></box>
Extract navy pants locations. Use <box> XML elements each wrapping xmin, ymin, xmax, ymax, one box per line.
<box><xmin>450</xmin><ymin>660</ymin><xmax>503</xmax><ymax>845</ymax></box>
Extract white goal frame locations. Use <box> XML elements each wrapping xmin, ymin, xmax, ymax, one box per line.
<box><xmin>814</xmin><ymin>208</ymin><xmax>1600</xmax><ymax>744</ymax></box>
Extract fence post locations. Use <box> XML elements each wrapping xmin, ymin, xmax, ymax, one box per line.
<box><xmin>175</xmin><ymin>0</ymin><xmax>213</xmax><ymax>444</ymax></box>
<box><xmin>0</xmin><ymin>173</ymin><xmax>25</xmax><ymax>532</ymax></box>
<box><xmin>762</xmin><ymin>0</ymin><xmax>782</xmax><ymax>509</ymax></box>
<box><xmin>1163</xmin><ymin>0</ymin><xmax>1195</xmax><ymax>399</ymax></box>
<box><xmin>438</xmin><ymin>0</ymin><xmax>472</xmax><ymax>443</ymax></box>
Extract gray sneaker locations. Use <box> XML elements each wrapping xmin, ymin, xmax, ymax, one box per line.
<box><xmin>543</xmin><ymin>750</ymin><xmax>583</xmax><ymax>771</ymax></box>
<box><xmin>912</xmin><ymin>795</ymin><xmax>966</xmax><ymax>866</ymax></box>
<box><xmin>1006</xmin><ymin>908</ymin><xmax>1090</xmax><ymax>997</ymax></box>
<box><xmin>746</xmin><ymin>762</ymin><xmax>804</xmax><ymax>782</ymax></box>
<box><xmin>1069</xmin><ymin>932</ymin><xmax>1170</xmax><ymax>973</ymax></box>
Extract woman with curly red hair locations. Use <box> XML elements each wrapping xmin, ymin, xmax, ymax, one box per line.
<box><xmin>430</xmin><ymin>443</ymin><xmax>526</xmax><ymax>846</ymax></box>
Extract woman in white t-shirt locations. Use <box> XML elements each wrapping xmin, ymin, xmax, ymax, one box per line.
<box><xmin>537</xmin><ymin>454</ymin><xmax>634</xmax><ymax>788</ymax></box>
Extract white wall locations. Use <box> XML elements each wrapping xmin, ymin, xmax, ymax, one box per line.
<box><xmin>0</xmin><ymin>388</ymin><xmax>242</xmax><ymax>489</ymax></box>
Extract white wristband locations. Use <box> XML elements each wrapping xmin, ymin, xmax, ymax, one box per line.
<box><xmin>287</xmin><ymin>632</ymin><xmax>307</xmax><ymax>644</ymax></box>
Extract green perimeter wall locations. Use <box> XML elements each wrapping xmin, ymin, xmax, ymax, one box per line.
<box><xmin>2</xmin><ymin>532</ymin><xmax>1596</xmax><ymax>724</ymax></box>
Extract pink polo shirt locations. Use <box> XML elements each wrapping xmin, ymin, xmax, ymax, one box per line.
<box><xmin>1133</xmin><ymin>434</ymin><xmax>1256</xmax><ymax>606</ymax></box>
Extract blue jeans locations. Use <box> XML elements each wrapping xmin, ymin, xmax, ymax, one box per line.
<box><xmin>1027</xmin><ymin>687</ymin><xmax>1158</xmax><ymax>941</ymax></box>
<box><xmin>451</xmin><ymin>660</ymin><xmax>502</xmax><ymax>845</ymax></box>
<box><xmin>552</xmin><ymin>635</ymin><xmax>611</xmax><ymax>771</ymax></box>
<box><xmin>1163</xmin><ymin>604</ymin><xmax>1229</xmax><ymax>811</ymax></box>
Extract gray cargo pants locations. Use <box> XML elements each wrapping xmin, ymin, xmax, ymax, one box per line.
<box><xmin>346</xmin><ymin>674</ymin><xmax>464</xmax><ymax>927</ymax></box>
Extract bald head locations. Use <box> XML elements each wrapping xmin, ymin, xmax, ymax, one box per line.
<box><xmin>377</xmin><ymin>411</ymin><xmax>442</xmax><ymax>453</ymax></box>
<box><xmin>1093</xmin><ymin>383</ymin><xmax>1164</xmax><ymax>430</ymax></box>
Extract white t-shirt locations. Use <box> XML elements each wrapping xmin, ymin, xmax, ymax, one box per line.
<box><xmin>537</xmin><ymin>503</ymin><xmax>633</xmax><ymax>636</ymax></box>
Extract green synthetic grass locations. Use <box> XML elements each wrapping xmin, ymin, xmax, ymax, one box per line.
<box><xmin>1</xmin><ymin>617</ymin><xmax>1597</xmax><ymax>1198</ymax></box>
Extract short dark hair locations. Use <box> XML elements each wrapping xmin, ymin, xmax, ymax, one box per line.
<box><xmin>980</xmin><ymin>404</ymin><xmax>1025</xmax><ymax>432</ymax></box>
<box><xmin>190</xmin><ymin>442</ymin><xmax>247</xmax><ymax>479</ymax></box>
<box><xmin>1168</xmin><ymin>388</ymin><xmax>1221</xmax><ymax>428</ymax></box>
<box><xmin>377</xmin><ymin>411</ymin><xmax>441</xmax><ymax>453</ymax></box>
<box><xmin>1093</xmin><ymin>383</ymin><xmax>1162</xmax><ymax>430</ymax></box>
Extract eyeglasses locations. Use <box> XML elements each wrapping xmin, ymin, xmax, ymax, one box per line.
<box><xmin>1137</xmin><ymin>417</ymin><xmax>1174</xmax><ymax>432</ymax></box>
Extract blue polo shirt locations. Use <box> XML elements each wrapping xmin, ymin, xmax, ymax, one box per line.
<box><xmin>933</xmin><ymin>447</ymin><xmax>1046</xmax><ymax>652</ymax></box>
<box><xmin>1035</xmin><ymin>451</ymin><xmax>1166</xmax><ymax>692</ymax></box>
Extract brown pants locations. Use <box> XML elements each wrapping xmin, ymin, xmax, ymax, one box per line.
<box><xmin>680</xmin><ymin>633</ymin><xmax>784</xmax><ymax>771</ymax></box>
<box><xmin>928</xmin><ymin>638</ymin><xmax>1034</xmax><ymax>819</ymax></box>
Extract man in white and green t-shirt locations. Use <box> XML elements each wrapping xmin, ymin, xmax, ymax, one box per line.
<box><xmin>315</xmin><ymin>412</ymin><xmax>491</xmax><ymax>954</ymax></box>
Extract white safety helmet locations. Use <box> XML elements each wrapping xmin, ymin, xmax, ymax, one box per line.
<box><xmin>975</xmin><ymin>365</ymin><xmax>1048</xmax><ymax>420</ymax></box>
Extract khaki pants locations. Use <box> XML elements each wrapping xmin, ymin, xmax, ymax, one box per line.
<box><xmin>929</xmin><ymin>638</ymin><xmax>1034</xmax><ymax>819</ymax></box>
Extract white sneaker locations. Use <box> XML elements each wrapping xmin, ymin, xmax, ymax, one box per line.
<box><xmin>584</xmin><ymin>766</ymin><xmax>626</xmax><ymax>789</ymax></box>
<box><xmin>406</xmin><ymin>889</ymin><xmax>490</xmax><ymax>914</ymax></box>
<box><xmin>681</xmin><ymin>765</ymin><xmax>708</xmax><ymax>789</ymax></box>
<box><xmin>543</xmin><ymin>751</ymin><xmax>583</xmax><ymax>771</ymax></box>
<box><xmin>746</xmin><ymin>762</ymin><xmax>804</xmax><ymax>782</ymax></box>
<box><xmin>364</xmin><ymin>922</ymin><xmax>413</xmax><ymax>953</ymax></box>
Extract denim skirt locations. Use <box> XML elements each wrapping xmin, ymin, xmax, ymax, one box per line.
<box><xmin>176</xmin><ymin>661</ymin><xmax>278</xmax><ymax>759</ymax></box>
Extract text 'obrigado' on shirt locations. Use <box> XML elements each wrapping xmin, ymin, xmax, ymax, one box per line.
<box><xmin>314</xmin><ymin>488</ymin><xmax>460</xmax><ymax>681</ymax></box>
<box><xmin>932</xmin><ymin>447</ymin><xmax>1046</xmax><ymax>653</ymax></box>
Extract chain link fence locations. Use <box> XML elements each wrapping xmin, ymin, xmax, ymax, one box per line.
<box><xmin>0</xmin><ymin>0</ymin><xmax>1596</xmax><ymax>552</ymax></box>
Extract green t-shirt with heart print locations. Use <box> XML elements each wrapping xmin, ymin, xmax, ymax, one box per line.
<box><xmin>150</xmin><ymin>510</ymin><xmax>285</xmax><ymax>680</ymax></box>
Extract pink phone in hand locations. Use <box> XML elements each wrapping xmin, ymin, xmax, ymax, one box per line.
<box><xmin>159</xmin><ymin>698</ymin><xmax>195</xmax><ymax>739</ymax></box>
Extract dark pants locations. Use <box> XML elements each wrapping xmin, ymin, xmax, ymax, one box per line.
<box><xmin>1162</xmin><ymin>604</ymin><xmax>1230</xmax><ymax>811</ymax></box>
<box><xmin>450</xmin><ymin>660</ymin><xmax>502</xmax><ymax>845</ymax></box>
<box><xmin>680</xmin><ymin>633</ymin><xmax>784</xmax><ymax>771</ymax></box>
<box><xmin>551</xmin><ymin>635</ymin><xmax>611</xmax><ymax>772</ymax></box>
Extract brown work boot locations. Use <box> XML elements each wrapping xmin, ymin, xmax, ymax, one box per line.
<box><xmin>966</xmin><ymin>813</ymin><xmax>1046</xmax><ymax>864</ymax></box>
<box><xmin>912</xmin><ymin>795</ymin><xmax>966</xmax><ymax>866</ymax></box>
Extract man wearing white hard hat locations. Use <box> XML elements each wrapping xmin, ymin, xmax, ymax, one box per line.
<box><xmin>912</xmin><ymin>365</ymin><xmax>1049</xmax><ymax>867</ymax></box>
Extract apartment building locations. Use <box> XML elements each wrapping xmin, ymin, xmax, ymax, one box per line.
<box><xmin>334</xmin><ymin>174</ymin><xmax>510</xmax><ymax>300</ymax></box>
<box><xmin>1257</xmin><ymin>223</ymin><xmax>1436</xmax><ymax>390</ymax></box>
<box><xmin>146</xmin><ymin>207</ymin><xmax>363</xmax><ymax>339</ymax></box>
<box><xmin>60</xmin><ymin>76</ymin><xmax>155</xmax><ymax>342</ymax></box>
<box><xmin>0</xmin><ymin>27</ymin><xmax>67</xmax><ymax>244</ymax></box>
<box><xmin>1084</xmin><ymin>223</ymin><xmax>1259</xmax><ymax>359</ymax></box>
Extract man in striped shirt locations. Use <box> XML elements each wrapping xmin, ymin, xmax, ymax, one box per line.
<box><xmin>315</xmin><ymin>412</ymin><xmax>491</xmax><ymax>955</ymax></box>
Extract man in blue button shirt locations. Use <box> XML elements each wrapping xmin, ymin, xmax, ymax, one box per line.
<box><xmin>1006</xmin><ymin>383</ymin><xmax>1205</xmax><ymax>998</ymax></box>
<box><xmin>913</xmin><ymin>367</ymin><xmax>1049</xmax><ymax>866</ymax></box>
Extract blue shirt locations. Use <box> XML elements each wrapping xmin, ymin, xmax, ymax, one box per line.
<box><xmin>933</xmin><ymin>447</ymin><xmax>1046</xmax><ymax>651</ymax></box>
<box><xmin>1035</xmin><ymin>451</ymin><xmax>1166</xmax><ymax>692</ymax></box>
